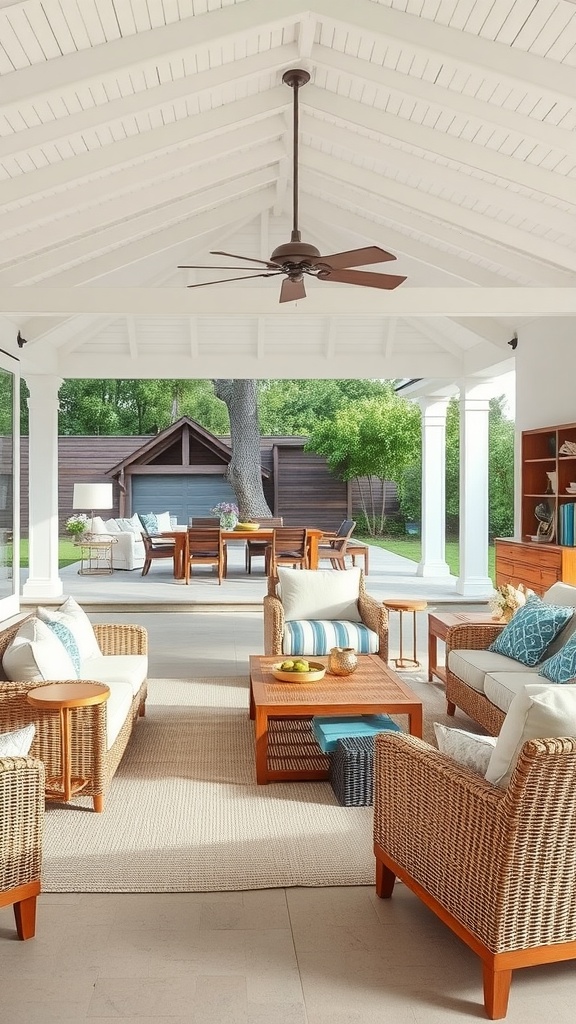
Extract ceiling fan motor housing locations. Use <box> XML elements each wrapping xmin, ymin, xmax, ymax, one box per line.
<box><xmin>270</xmin><ymin>239</ymin><xmax>322</xmax><ymax>267</ymax></box>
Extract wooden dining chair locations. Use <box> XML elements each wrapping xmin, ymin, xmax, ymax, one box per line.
<box><xmin>141</xmin><ymin>533</ymin><xmax>176</xmax><ymax>576</ymax></box>
<box><xmin>267</xmin><ymin>527</ymin><xmax>308</xmax><ymax>576</ymax></box>
<box><xmin>245</xmin><ymin>516</ymin><xmax>284</xmax><ymax>573</ymax></box>
<box><xmin>317</xmin><ymin>520</ymin><xmax>357</xmax><ymax>570</ymax></box>
<box><xmin>187</xmin><ymin>527</ymin><xmax>226</xmax><ymax>584</ymax></box>
<box><xmin>190</xmin><ymin>517</ymin><xmax>221</xmax><ymax>526</ymax></box>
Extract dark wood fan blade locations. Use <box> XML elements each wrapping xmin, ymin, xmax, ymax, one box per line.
<box><xmin>320</xmin><ymin>268</ymin><xmax>407</xmax><ymax>290</ymax></box>
<box><xmin>317</xmin><ymin>246</ymin><xmax>396</xmax><ymax>270</ymax></box>
<box><xmin>210</xmin><ymin>250</ymin><xmax>280</xmax><ymax>268</ymax></box>
<box><xmin>179</xmin><ymin>265</ymin><xmax>273</xmax><ymax>271</ymax></box>
<box><xmin>187</xmin><ymin>272</ymin><xmax>281</xmax><ymax>288</ymax></box>
<box><xmin>280</xmin><ymin>277</ymin><xmax>306</xmax><ymax>303</ymax></box>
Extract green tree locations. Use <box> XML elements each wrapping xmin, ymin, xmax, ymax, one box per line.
<box><xmin>305</xmin><ymin>390</ymin><xmax>421</xmax><ymax>535</ymax></box>
<box><xmin>257</xmin><ymin>379</ymin><xmax>393</xmax><ymax>435</ymax></box>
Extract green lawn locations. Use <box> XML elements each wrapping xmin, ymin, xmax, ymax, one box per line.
<box><xmin>19</xmin><ymin>538</ymin><xmax>80</xmax><ymax>569</ymax></box>
<box><xmin>358</xmin><ymin>536</ymin><xmax>496</xmax><ymax>584</ymax></box>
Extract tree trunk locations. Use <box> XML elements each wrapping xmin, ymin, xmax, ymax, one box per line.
<box><xmin>212</xmin><ymin>380</ymin><xmax>272</xmax><ymax>518</ymax></box>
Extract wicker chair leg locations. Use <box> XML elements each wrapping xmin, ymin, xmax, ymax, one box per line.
<box><xmin>93</xmin><ymin>793</ymin><xmax>104</xmax><ymax>812</ymax></box>
<box><xmin>375</xmin><ymin>855</ymin><xmax>396</xmax><ymax>898</ymax></box>
<box><xmin>447</xmin><ymin>700</ymin><xmax>456</xmax><ymax>716</ymax></box>
<box><xmin>13</xmin><ymin>884</ymin><xmax>40</xmax><ymax>940</ymax></box>
<box><xmin>483</xmin><ymin>962</ymin><xmax>512</xmax><ymax>1021</ymax></box>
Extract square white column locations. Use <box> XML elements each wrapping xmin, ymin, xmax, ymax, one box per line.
<box><xmin>456</xmin><ymin>382</ymin><xmax>493</xmax><ymax>596</ymax></box>
<box><xmin>22</xmin><ymin>374</ymin><xmax>64</xmax><ymax>600</ymax></box>
<box><xmin>417</xmin><ymin>397</ymin><xmax>451</xmax><ymax>578</ymax></box>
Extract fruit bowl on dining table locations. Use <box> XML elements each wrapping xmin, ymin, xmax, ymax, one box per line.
<box><xmin>271</xmin><ymin>659</ymin><xmax>326</xmax><ymax>683</ymax></box>
<box><xmin>234</xmin><ymin>522</ymin><xmax>260</xmax><ymax>531</ymax></box>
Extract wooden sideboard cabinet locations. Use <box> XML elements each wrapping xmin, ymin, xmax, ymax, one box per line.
<box><xmin>495</xmin><ymin>539</ymin><xmax>576</xmax><ymax>596</ymax></box>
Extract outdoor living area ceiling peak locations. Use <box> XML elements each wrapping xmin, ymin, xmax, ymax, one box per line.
<box><xmin>1</xmin><ymin>0</ymin><xmax>576</xmax><ymax>380</ymax></box>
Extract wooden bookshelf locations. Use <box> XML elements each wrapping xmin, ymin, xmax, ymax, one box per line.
<box><xmin>496</xmin><ymin>421</ymin><xmax>576</xmax><ymax>594</ymax></box>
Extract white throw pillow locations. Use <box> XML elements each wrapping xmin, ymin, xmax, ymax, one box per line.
<box><xmin>433</xmin><ymin>722</ymin><xmax>496</xmax><ymax>775</ymax></box>
<box><xmin>154</xmin><ymin>511</ymin><xmax>172</xmax><ymax>533</ymax></box>
<box><xmin>485</xmin><ymin>683</ymin><xmax>576</xmax><ymax>788</ymax></box>
<box><xmin>0</xmin><ymin>723</ymin><xmax>35</xmax><ymax>756</ymax></box>
<box><xmin>104</xmin><ymin>518</ymin><xmax>121</xmax><ymax>534</ymax></box>
<box><xmin>37</xmin><ymin>596</ymin><xmax>101</xmax><ymax>661</ymax></box>
<box><xmin>277</xmin><ymin>566</ymin><xmax>362</xmax><ymax>622</ymax></box>
<box><xmin>2</xmin><ymin>617</ymin><xmax>79</xmax><ymax>681</ymax></box>
<box><xmin>116</xmin><ymin>514</ymin><xmax>143</xmax><ymax>534</ymax></box>
<box><xmin>89</xmin><ymin>515</ymin><xmax>107</xmax><ymax>535</ymax></box>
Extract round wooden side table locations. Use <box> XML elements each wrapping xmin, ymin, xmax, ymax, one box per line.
<box><xmin>383</xmin><ymin>599</ymin><xmax>428</xmax><ymax>670</ymax></box>
<box><xmin>26</xmin><ymin>682</ymin><xmax>110</xmax><ymax>806</ymax></box>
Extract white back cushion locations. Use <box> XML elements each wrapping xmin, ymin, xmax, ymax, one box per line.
<box><xmin>2</xmin><ymin>617</ymin><xmax>78</xmax><ymax>681</ymax></box>
<box><xmin>154</xmin><ymin>511</ymin><xmax>172</xmax><ymax>532</ymax></box>
<box><xmin>277</xmin><ymin>566</ymin><xmax>362</xmax><ymax>622</ymax></box>
<box><xmin>485</xmin><ymin>683</ymin><xmax>576</xmax><ymax>788</ymax></box>
<box><xmin>104</xmin><ymin>518</ymin><xmax>121</xmax><ymax>533</ymax></box>
<box><xmin>0</xmin><ymin>723</ymin><xmax>35</xmax><ymax>756</ymax></box>
<box><xmin>37</xmin><ymin>596</ymin><xmax>101</xmax><ymax>661</ymax></box>
<box><xmin>90</xmin><ymin>516</ymin><xmax>107</xmax><ymax>535</ymax></box>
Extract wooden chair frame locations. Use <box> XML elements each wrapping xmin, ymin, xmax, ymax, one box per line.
<box><xmin>186</xmin><ymin>527</ymin><xmax>226</xmax><ymax>584</ymax></box>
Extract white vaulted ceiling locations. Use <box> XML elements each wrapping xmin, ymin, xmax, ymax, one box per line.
<box><xmin>1</xmin><ymin>0</ymin><xmax>575</xmax><ymax>381</ymax></box>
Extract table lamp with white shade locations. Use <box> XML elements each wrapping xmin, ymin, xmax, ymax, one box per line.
<box><xmin>72</xmin><ymin>482</ymin><xmax>113</xmax><ymax>538</ymax></box>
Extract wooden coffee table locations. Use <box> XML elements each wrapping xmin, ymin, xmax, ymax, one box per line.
<box><xmin>249</xmin><ymin>655</ymin><xmax>423</xmax><ymax>785</ymax></box>
<box><xmin>428</xmin><ymin>610</ymin><xmax>497</xmax><ymax>684</ymax></box>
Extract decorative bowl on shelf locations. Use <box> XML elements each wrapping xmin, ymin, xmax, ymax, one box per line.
<box><xmin>271</xmin><ymin>660</ymin><xmax>326</xmax><ymax>683</ymax></box>
<box><xmin>235</xmin><ymin>522</ymin><xmax>260</xmax><ymax>531</ymax></box>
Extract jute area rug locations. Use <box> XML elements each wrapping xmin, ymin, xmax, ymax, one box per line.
<box><xmin>42</xmin><ymin>674</ymin><xmax>474</xmax><ymax>894</ymax></box>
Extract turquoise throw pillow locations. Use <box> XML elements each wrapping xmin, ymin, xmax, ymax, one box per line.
<box><xmin>488</xmin><ymin>598</ymin><xmax>574</xmax><ymax>667</ymax></box>
<box><xmin>539</xmin><ymin>630</ymin><xmax>576</xmax><ymax>683</ymax></box>
<box><xmin>43</xmin><ymin>620</ymin><xmax>81</xmax><ymax>676</ymax></box>
<box><xmin>139</xmin><ymin>512</ymin><xmax>158</xmax><ymax>535</ymax></box>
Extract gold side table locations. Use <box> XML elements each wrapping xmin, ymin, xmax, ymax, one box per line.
<box><xmin>383</xmin><ymin>599</ymin><xmax>428</xmax><ymax>670</ymax></box>
<box><xmin>75</xmin><ymin>536</ymin><xmax>117</xmax><ymax>575</ymax></box>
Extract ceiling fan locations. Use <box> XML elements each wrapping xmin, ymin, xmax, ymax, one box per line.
<box><xmin>178</xmin><ymin>69</ymin><xmax>407</xmax><ymax>303</ymax></box>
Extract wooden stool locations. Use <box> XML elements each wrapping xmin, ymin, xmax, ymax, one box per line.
<box><xmin>384</xmin><ymin>599</ymin><xmax>428</xmax><ymax>669</ymax></box>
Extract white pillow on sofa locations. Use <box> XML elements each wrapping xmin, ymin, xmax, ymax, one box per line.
<box><xmin>116</xmin><ymin>513</ymin><xmax>143</xmax><ymax>534</ymax></box>
<box><xmin>277</xmin><ymin>566</ymin><xmax>362</xmax><ymax>622</ymax></box>
<box><xmin>37</xmin><ymin>596</ymin><xmax>101</xmax><ymax>661</ymax></box>
<box><xmin>154</xmin><ymin>511</ymin><xmax>172</xmax><ymax>533</ymax></box>
<box><xmin>2</xmin><ymin>618</ymin><xmax>79</xmax><ymax>681</ymax></box>
<box><xmin>485</xmin><ymin>683</ymin><xmax>576</xmax><ymax>788</ymax></box>
<box><xmin>434</xmin><ymin>722</ymin><xmax>496</xmax><ymax>775</ymax></box>
<box><xmin>89</xmin><ymin>516</ymin><xmax>108</xmax><ymax>535</ymax></box>
<box><xmin>104</xmin><ymin>518</ymin><xmax>121</xmax><ymax>533</ymax></box>
<box><xmin>0</xmin><ymin>723</ymin><xmax>35</xmax><ymax>756</ymax></box>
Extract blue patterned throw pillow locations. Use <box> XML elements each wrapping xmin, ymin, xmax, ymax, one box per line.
<box><xmin>538</xmin><ymin>629</ymin><xmax>576</xmax><ymax>683</ymax></box>
<box><xmin>489</xmin><ymin>598</ymin><xmax>574</xmax><ymax>667</ymax></box>
<box><xmin>43</xmin><ymin>620</ymin><xmax>81</xmax><ymax>676</ymax></box>
<box><xmin>139</xmin><ymin>512</ymin><xmax>158</xmax><ymax>535</ymax></box>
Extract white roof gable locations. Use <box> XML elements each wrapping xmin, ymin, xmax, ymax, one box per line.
<box><xmin>1</xmin><ymin>0</ymin><xmax>574</xmax><ymax>381</ymax></box>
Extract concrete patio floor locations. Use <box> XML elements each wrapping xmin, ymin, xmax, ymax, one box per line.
<box><xmin>21</xmin><ymin>538</ymin><xmax>494</xmax><ymax>612</ymax></box>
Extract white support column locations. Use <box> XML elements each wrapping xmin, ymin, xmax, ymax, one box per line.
<box><xmin>456</xmin><ymin>381</ymin><xmax>493</xmax><ymax>596</ymax></box>
<box><xmin>416</xmin><ymin>397</ymin><xmax>451</xmax><ymax>578</ymax></box>
<box><xmin>22</xmin><ymin>374</ymin><xmax>64</xmax><ymax>600</ymax></box>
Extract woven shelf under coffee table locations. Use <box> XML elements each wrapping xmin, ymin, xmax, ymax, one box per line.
<box><xmin>249</xmin><ymin>655</ymin><xmax>423</xmax><ymax>785</ymax></box>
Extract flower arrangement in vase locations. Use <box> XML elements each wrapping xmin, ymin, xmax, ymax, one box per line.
<box><xmin>65</xmin><ymin>513</ymin><xmax>90</xmax><ymax>538</ymax></box>
<box><xmin>210</xmin><ymin>501</ymin><xmax>239</xmax><ymax>529</ymax></box>
<box><xmin>488</xmin><ymin>582</ymin><xmax>534</xmax><ymax>622</ymax></box>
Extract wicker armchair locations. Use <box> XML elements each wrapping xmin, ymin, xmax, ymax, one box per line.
<box><xmin>445</xmin><ymin>621</ymin><xmax>509</xmax><ymax>734</ymax></box>
<box><xmin>0</xmin><ymin>620</ymin><xmax>148</xmax><ymax>812</ymax></box>
<box><xmin>0</xmin><ymin>755</ymin><xmax>44</xmax><ymax>939</ymax></box>
<box><xmin>263</xmin><ymin>570</ymin><xmax>388</xmax><ymax>662</ymax></box>
<box><xmin>373</xmin><ymin>730</ymin><xmax>576</xmax><ymax>1019</ymax></box>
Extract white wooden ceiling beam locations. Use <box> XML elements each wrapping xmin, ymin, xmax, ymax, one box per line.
<box><xmin>303</xmin><ymin>176</ymin><xmax>573</xmax><ymax>287</ymax></box>
<box><xmin>383</xmin><ymin>317</ymin><xmax>397</xmax><ymax>360</ymax></box>
<box><xmin>301</xmin><ymin>202</ymin><xmax>508</xmax><ymax>287</ymax></box>
<box><xmin>298</xmin><ymin>13</ymin><xmax>317</xmax><ymax>60</ymax></box>
<box><xmin>0</xmin><ymin>175</ymin><xmax>277</xmax><ymax>286</ymax></box>
<box><xmin>0</xmin><ymin>116</ymin><xmax>286</xmax><ymax>238</ymax></box>
<box><xmin>319</xmin><ymin>0</ymin><xmax>576</xmax><ymax>107</ymax></box>
<box><xmin>302</xmin><ymin>152</ymin><xmax>576</xmax><ymax>276</ymax></box>
<box><xmin>448</xmin><ymin>318</ymin><xmax>515</xmax><ymax>350</ymax></box>
<box><xmin>0</xmin><ymin>44</ymin><xmax>299</xmax><ymax>161</ymax></box>
<box><xmin>3</xmin><ymin>287</ymin><xmax>576</xmax><ymax>317</ymax></box>
<box><xmin>126</xmin><ymin>317</ymin><xmax>138</xmax><ymax>361</ymax></box>
<box><xmin>0</xmin><ymin>141</ymin><xmax>284</xmax><ymax>264</ymax></box>
<box><xmin>314</xmin><ymin>45</ymin><xmax>576</xmax><ymax>161</ymax></box>
<box><xmin>0</xmin><ymin>0</ymin><xmax>300</xmax><ymax>109</ymax></box>
<box><xmin>0</xmin><ymin>88</ymin><xmax>288</xmax><ymax>207</ymax></box>
<box><xmin>404</xmin><ymin>317</ymin><xmax>471</xmax><ymax>358</ymax></box>
<box><xmin>301</xmin><ymin>114</ymin><xmax>576</xmax><ymax>242</ymax></box>
<box><xmin>305</xmin><ymin>86</ymin><xmax>576</xmax><ymax>207</ymax></box>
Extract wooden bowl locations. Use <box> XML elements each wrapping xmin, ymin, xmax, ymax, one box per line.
<box><xmin>235</xmin><ymin>522</ymin><xmax>260</xmax><ymax>531</ymax></box>
<box><xmin>271</xmin><ymin>661</ymin><xmax>326</xmax><ymax>683</ymax></box>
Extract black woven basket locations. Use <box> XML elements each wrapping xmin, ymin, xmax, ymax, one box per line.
<box><xmin>329</xmin><ymin>735</ymin><xmax>375</xmax><ymax>807</ymax></box>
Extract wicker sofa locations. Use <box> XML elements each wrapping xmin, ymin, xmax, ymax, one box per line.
<box><xmin>0</xmin><ymin>617</ymin><xmax>148</xmax><ymax>811</ymax></box>
<box><xmin>445</xmin><ymin>582</ymin><xmax>576</xmax><ymax>735</ymax></box>
<box><xmin>373</xmin><ymin>729</ymin><xmax>576</xmax><ymax>1019</ymax></box>
<box><xmin>0</xmin><ymin>755</ymin><xmax>44</xmax><ymax>939</ymax></box>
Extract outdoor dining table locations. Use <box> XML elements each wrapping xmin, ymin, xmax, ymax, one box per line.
<box><xmin>161</xmin><ymin>527</ymin><xmax>323</xmax><ymax>581</ymax></box>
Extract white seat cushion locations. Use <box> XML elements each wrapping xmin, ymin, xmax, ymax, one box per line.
<box><xmin>447</xmin><ymin>648</ymin><xmax>535</xmax><ymax>694</ymax></box>
<box><xmin>104</xmin><ymin>681</ymin><xmax>134</xmax><ymax>750</ymax></box>
<box><xmin>283</xmin><ymin>620</ymin><xmax>378</xmax><ymax>656</ymax></box>
<box><xmin>79</xmin><ymin>655</ymin><xmax>148</xmax><ymax>697</ymax></box>
<box><xmin>483</xmin><ymin>670</ymin><xmax>541</xmax><ymax>714</ymax></box>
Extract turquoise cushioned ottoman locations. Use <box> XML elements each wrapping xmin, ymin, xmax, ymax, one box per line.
<box><xmin>312</xmin><ymin>715</ymin><xmax>401</xmax><ymax>807</ymax></box>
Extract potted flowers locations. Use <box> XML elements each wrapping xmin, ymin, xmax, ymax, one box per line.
<box><xmin>488</xmin><ymin>582</ymin><xmax>534</xmax><ymax>622</ymax></box>
<box><xmin>65</xmin><ymin>513</ymin><xmax>89</xmax><ymax>539</ymax></box>
<box><xmin>210</xmin><ymin>501</ymin><xmax>239</xmax><ymax>530</ymax></box>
